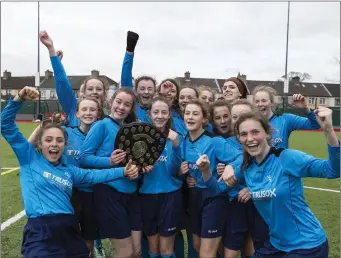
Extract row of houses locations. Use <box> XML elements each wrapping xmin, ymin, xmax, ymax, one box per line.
<box><xmin>1</xmin><ymin>70</ymin><xmax>340</xmax><ymax>109</ymax></box>
<box><xmin>1</xmin><ymin>69</ymin><xmax>118</xmax><ymax>101</ymax></box>
<box><xmin>176</xmin><ymin>72</ymin><xmax>340</xmax><ymax>109</ymax></box>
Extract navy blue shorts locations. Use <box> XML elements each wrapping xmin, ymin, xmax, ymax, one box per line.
<box><xmin>21</xmin><ymin>214</ymin><xmax>90</xmax><ymax>258</ymax></box>
<box><xmin>141</xmin><ymin>189</ymin><xmax>183</xmax><ymax>237</ymax></box>
<box><xmin>94</xmin><ymin>184</ymin><xmax>142</xmax><ymax>239</ymax></box>
<box><xmin>224</xmin><ymin>198</ymin><xmax>248</xmax><ymax>250</ymax></box>
<box><xmin>189</xmin><ymin>187</ymin><xmax>228</xmax><ymax>238</ymax></box>
<box><xmin>255</xmin><ymin>239</ymin><xmax>329</xmax><ymax>258</ymax></box>
<box><xmin>78</xmin><ymin>191</ymin><xmax>101</xmax><ymax>241</ymax></box>
<box><xmin>224</xmin><ymin>198</ymin><xmax>269</xmax><ymax>251</ymax></box>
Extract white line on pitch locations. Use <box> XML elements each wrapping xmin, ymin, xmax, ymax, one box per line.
<box><xmin>1</xmin><ymin>186</ymin><xmax>338</xmax><ymax>231</ymax></box>
<box><xmin>304</xmin><ymin>186</ymin><xmax>340</xmax><ymax>193</ymax></box>
<box><xmin>1</xmin><ymin>210</ymin><xmax>26</xmax><ymax>231</ymax></box>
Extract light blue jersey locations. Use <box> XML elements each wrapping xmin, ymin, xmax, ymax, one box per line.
<box><xmin>120</xmin><ymin>51</ymin><xmax>151</xmax><ymax>123</ymax></box>
<box><xmin>269</xmin><ymin>112</ymin><xmax>320</xmax><ymax>149</ymax></box>
<box><xmin>234</xmin><ymin>146</ymin><xmax>339</xmax><ymax>252</ymax></box>
<box><xmin>1</xmin><ymin>99</ymin><xmax>126</xmax><ymax>218</ymax></box>
<box><xmin>79</xmin><ymin>117</ymin><xmax>139</xmax><ymax>193</ymax></box>
<box><xmin>50</xmin><ymin>56</ymin><xmax>80</xmax><ymax>127</ymax></box>
<box><xmin>139</xmin><ymin>138</ymin><xmax>183</xmax><ymax>194</ymax></box>
<box><xmin>181</xmin><ymin>131</ymin><xmax>241</xmax><ymax>193</ymax></box>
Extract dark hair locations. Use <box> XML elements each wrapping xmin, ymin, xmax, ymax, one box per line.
<box><xmin>209</xmin><ymin>100</ymin><xmax>231</xmax><ymax>136</ymax></box>
<box><xmin>36</xmin><ymin>122</ymin><xmax>68</xmax><ymax>153</ymax></box>
<box><xmin>77</xmin><ymin>96</ymin><xmax>104</xmax><ymax>120</ymax></box>
<box><xmin>110</xmin><ymin>87</ymin><xmax>138</xmax><ymax>124</ymax></box>
<box><xmin>158</xmin><ymin>78</ymin><xmax>181</xmax><ymax>111</ymax></box>
<box><xmin>149</xmin><ymin>96</ymin><xmax>174</xmax><ymax>133</ymax></box>
<box><xmin>224</xmin><ymin>77</ymin><xmax>248</xmax><ymax>99</ymax></box>
<box><xmin>234</xmin><ymin>112</ymin><xmax>271</xmax><ymax>172</ymax></box>
<box><xmin>184</xmin><ymin>99</ymin><xmax>210</xmax><ymax>128</ymax></box>
<box><xmin>135</xmin><ymin>76</ymin><xmax>157</xmax><ymax>91</ymax></box>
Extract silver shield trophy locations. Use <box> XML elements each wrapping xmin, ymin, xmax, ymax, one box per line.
<box><xmin>114</xmin><ymin>122</ymin><xmax>167</xmax><ymax>169</ymax></box>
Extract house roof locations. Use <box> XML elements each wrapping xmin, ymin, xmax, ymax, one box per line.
<box><xmin>323</xmin><ymin>83</ymin><xmax>340</xmax><ymax>98</ymax></box>
<box><xmin>1</xmin><ymin>74</ymin><xmax>118</xmax><ymax>90</ymax></box>
<box><xmin>175</xmin><ymin>77</ymin><xmax>220</xmax><ymax>93</ymax></box>
<box><xmin>38</xmin><ymin>75</ymin><xmax>118</xmax><ymax>90</ymax></box>
<box><xmin>287</xmin><ymin>82</ymin><xmax>331</xmax><ymax>97</ymax></box>
<box><xmin>177</xmin><ymin>77</ymin><xmax>334</xmax><ymax>97</ymax></box>
<box><xmin>1</xmin><ymin>76</ymin><xmax>45</xmax><ymax>90</ymax></box>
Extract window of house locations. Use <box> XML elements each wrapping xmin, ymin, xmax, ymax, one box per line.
<box><xmin>50</xmin><ymin>90</ymin><xmax>57</xmax><ymax>99</ymax></box>
<box><xmin>319</xmin><ymin>97</ymin><xmax>326</xmax><ymax>105</ymax></box>
<box><xmin>335</xmin><ymin>98</ymin><xmax>340</xmax><ymax>106</ymax></box>
<box><xmin>308</xmin><ymin>97</ymin><xmax>315</xmax><ymax>105</ymax></box>
<box><xmin>40</xmin><ymin>91</ymin><xmax>46</xmax><ymax>98</ymax></box>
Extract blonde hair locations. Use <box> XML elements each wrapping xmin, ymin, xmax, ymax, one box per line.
<box><xmin>252</xmin><ymin>85</ymin><xmax>278</xmax><ymax>105</ymax></box>
<box><xmin>198</xmin><ymin>86</ymin><xmax>215</xmax><ymax>99</ymax></box>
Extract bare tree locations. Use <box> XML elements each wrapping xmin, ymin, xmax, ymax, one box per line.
<box><xmin>281</xmin><ymin>71</ymin><xmax>312</xmax><ymax>82</ymax></box>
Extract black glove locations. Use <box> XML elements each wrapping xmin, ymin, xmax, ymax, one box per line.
<box><xmin>126</xmin><ymin>31</ymin><xmax>139</xmax><ymax>52</ymax></box>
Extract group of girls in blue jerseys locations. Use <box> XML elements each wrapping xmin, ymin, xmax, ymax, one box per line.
<box><xmin>1</xmin><ymin>30</ymin><xmax>339</xmax><ymax>258</ymax></box>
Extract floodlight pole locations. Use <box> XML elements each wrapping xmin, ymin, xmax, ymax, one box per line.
<box><xmin>283</xmin><ymin>1</ymin><xmax>290</xmax><ymax>112</ymax></box>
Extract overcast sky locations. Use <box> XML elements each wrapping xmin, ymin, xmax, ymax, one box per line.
<box><xmin>1</xmin><ymin>2</ymin><xmax>340</xmax><ymax>84</ymax></box>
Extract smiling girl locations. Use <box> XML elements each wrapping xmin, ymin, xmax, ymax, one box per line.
<box><xmin>214</xmin><ymin>100</ymin><xmax>269</xmax><ymax>258</ymax></box>
<box><xmin>40</xmin><ymin>31</ymin><xmax>109</xmax><ymax>126</ymax></box>
<box><xmin>79</xmin><ymin>87</ymin><xmax>147</xmax><ymax>257</ymax></box>
<box><xmin>221</xmin><ymin>107</ymin><xmax>339</xmax><ymax>258</ymax></box>
<box><xmin>1</xmin><ymin>86</ymin><xmax>139</xmax><ymax>258</ymax></box>
<box><xmin>222</xmin><ymin>77</ymin><xmax>248</xmax><ymax>103</ymax></box>
<box><xmin>139</xmin><ymin>97</ymin><xmax>183</xmax><ymax>258</ymax></box>
<box><xmin>252</xmin><ymin>86</ymin><xmax>320</xmax><ymax>149</ymax></box>
<box><xmin>179</xmin><ymin>100</ymin><xmax>241</xmax><ymax>257</ymax></box>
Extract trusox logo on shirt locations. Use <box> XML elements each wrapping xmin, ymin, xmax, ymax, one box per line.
<box><xmin>43</xmin><ymin>171</ymin><xmax>72</xmax><ymax>190</ymax></box>
<box><xmin>188</xmin><ymin>163</ymin><xmax>198</xmax><ymax>170</ymax></box>
<box><xmin>250</xmin><ymin>188</ymin><xmax>277</xmax><ymax>200</ymax></box>
<box><xmin>272</xmin><ymin>138</ymin><xmax>283</xmax><ymax>145</ymax></box>
<box><xmin>67</xmin><ymin>149</ymin><xmax>80</xmax><ymax>157</ymax></box>
<box><xmin>157</xmin><ymin>155</ymin><xmax>167</xmax><ymax>162</ymax></box>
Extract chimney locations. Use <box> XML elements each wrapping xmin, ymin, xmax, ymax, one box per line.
<box><xmin>185</xmin><ymin>71</ymin><xmax>190</xmax><ymax>81</ymax></box>
<box><xmin>3</xmin><ymin>70</ymin><xmax>11</xmax><ymax>80</ymax></box>
<box><xmin>45</xmin><ymin>70</ymin><xmax>53</xmax><ymax>80</ymax></box>
<box><xmin>91</xmin><ymin>70</ymin><xmax>100</xmax><ymax>77</ymax></box>
<box><xmin>237</xmin><ymin>73</ymin><xmax>247</xmax><ymax>84</ymax></box>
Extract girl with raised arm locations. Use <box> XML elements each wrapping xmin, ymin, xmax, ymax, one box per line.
<box><xmin>40</xmin><ymin>31</ymin><xmax>109</xmax><ymax>126</ymax></box>
<box><xmin>252</xmin><ymin>86</ymin><xmax>320</xmax><ymax>148</ymax></box>
<box><xmin>1</xmin><ymin>86</ymin><xmax>139</xmax><ymax>258</ymax></box>
<box><xmin>220</xmin><ymin>107</ymin><xmax>339</xmax><ymax>258</ymax></box>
